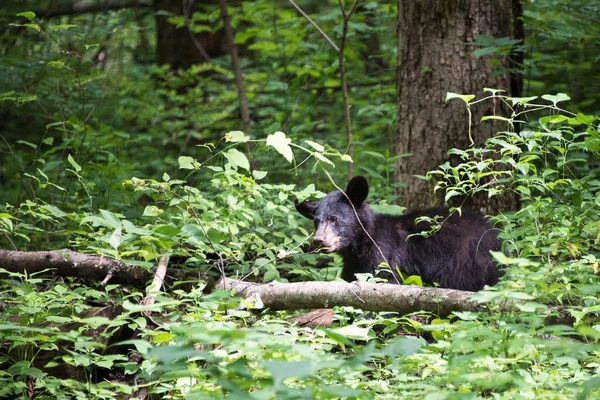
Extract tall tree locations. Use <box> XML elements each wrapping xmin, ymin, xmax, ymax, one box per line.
<box><xmin>395</xmin><ymin>0</ymin><xmax>522</xmax><ymax>214</ymax></box>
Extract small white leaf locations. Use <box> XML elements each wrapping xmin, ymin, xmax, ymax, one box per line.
<box><xmin>225</xmin><ymin>130</ymin><xmax>249</xmax><ymax>143</ymax></box>
<box><xmin>266</xmin><ymin>131</ymin><xmax>293</xmax><ymax>163</ymax></box>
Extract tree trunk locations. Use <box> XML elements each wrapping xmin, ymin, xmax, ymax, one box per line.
<box><xmin>154</xmin><ymin>0</ymin><xmax>227</xmax><ymax>69</ymax></box>
<box><xmin>395</xmin><ymin>0</ymin><xmax>521</xmax><ymax>214</ymax></box>
<box><xmin>219</xmin><ymin>0</ymin><xmax>251</xmax><ymax>132</ymax></box>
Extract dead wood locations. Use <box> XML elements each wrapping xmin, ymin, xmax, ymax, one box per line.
<box><xmin>291</xmin><ymin>309</ymin><xmax>336</xmax><ymax>328</ymax></box>
<box><xmin>215</xmin><ymin>277</ymin><xmax>482</xmax><ymax>317</ymax></box>
<box><xmin>0</xmin><ymin>249</ymin><xmax>203</xmax><ymax>289</ymax></box>
<box><xmin>0</xmin><ymin>249</ymin><xmax>575</xmax><ymax>325</ymax></box>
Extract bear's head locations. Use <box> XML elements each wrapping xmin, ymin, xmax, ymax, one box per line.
<box><xmin>295</xmin><ymin>176</ymin><xmax>369</xmax><ymax>252</ymax></box>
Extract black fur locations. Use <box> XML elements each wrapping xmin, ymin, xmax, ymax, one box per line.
<box><xmin>295</xmin><ymin>176</ymin><xmax>502</xmax><ymax>291</ymax></box>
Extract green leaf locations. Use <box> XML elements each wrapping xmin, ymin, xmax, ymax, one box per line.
<box><xmin>569</xmin><ymin>113</ymin><xmax>596</xmax><ymax>126</ymax></box>
<box><xmin>252</xmin><ymin>170</ymin><xmax>268</xmax><ymax>180</ymax></box>
<box><xmin>264</xmin><ymin>361</ymin><xmax>312</xmax><ymax>389</ymax></box>
<box><xmin>225</xmin><ymin>130</ymin><xmax>249</xmax><ymax>143</ymax></box>
<box><xmin>403</xmin><ymin>275</ymin><xmax>423</xmax><ymax>286</ymax></box>
<box><xmin>16</xmin><ymin>11</ymin><xmax>36</xmax><ymax>20</ymax></box>
<box><xmin>23</xmin><ymin>23</ymin><xmax>41</xmax><ymax>32</ymax></box>
<box><xmin>507</xmin><ymin>96</ymin><xmax>538</xmax><ymax>105</ymax></box>
<box><xmin>207</xmin><ymin>228</ymin><xmax>227</xmax><ymax>243</ymax></box>
<box><xmin>473</xmin><ymin>47</ymin><xmax>498</xmax><ymax>58</ymax></box>
<box><xmin>67</xmin><ymin>154</ymin><xmax>82</xmax><ymax>172</ymax></box>
<box><xmin>445</xmin><ymin>189</ymin><xmax>462</xmax><ymax>202</ymax></box>
<box><xmin>541</xmin><ymin>93</ymin><xmax>570</xmax><ymax>106</ymax></box>
<box><xmin>313</xmin><ymin>151</ymin><xmax>334</xmax><ymax>166</ymax></box>
<box><xmin>266</xmin><ymin>131</ymin><xmax>293</xmax><ymax>163</ymax></box>
<box><xmin>117</xmin><ymin>339</ymin><xmax>153</xmax><ymax>354</ymax></box>
<box><xmin>99</xmin><ymin>209</ymin><xmax>122</xmax><ymax>229</ymax></box>
<box><xmin>224</xmin><ymin>148</ymin><xmax>250</xmax><ymax>170</ymax></box>
<box><xmin>16</xmin><ymin>94</ymin><xmax>36</xmax><ymax>103</ymax></box>
<box><xmin>41</xmin><ymin>204</ymin><xmax>67</xmax><ymax>218</ymax></box>
<box><xmin>341</xmin><ymin>154</ymin><xmax>353</xmax><ymax>163</ymax></box>
<box><xmin>515</xmin><ymin>186</ymin><xmax>531</xmax><ymax>196</ymax></box>
<box><xmin>305</xmin><ymin>140</ymin><xmax>324</xmax><ymax>152</ymax></box>
<box><xmin>330</xmin><ymin>325</ymin><xmax>371</xmax><ymax>341</ymax></box>
<box><xmin>481</xmin><ymin>115</ymin><xmax>512</xmax><ymax>123</ymax></box>
<box><xmin>48</xmin><ymin>24</ymin><xmax>77</xmax><ymax>32</ymax></box>
<box><xmin>53</xmin><ymin>285</ymin><xmax>67</xmax><ymax>296</ymax></box>
<box><xmin>47</xmin><ymin>60</ymin><xmax>66</xmax><ymax>69</ymax></box>
<box><xmin>382</xmin><ymin>336</ymin><xmax>423</xmax><ymax>356</ymax></box>
<box><xmin>23</xmin><ymin>367</ymin><xmax>45</xmax><ymax>380</ymax></box>
<box><xmin>370</xmin><ymin>204</ymin><xmax>405</xmax><ymax>215</ymax></box>
<box><xmin>109</xmin><ymin>226</ymin><xmax>123</xmax><ymax>250</ymax></box>
<box><xmin>0</xmin><ymin>91</ymin><xmax>15</xmax><ymax>98</ymax></box>
<box><xmin>445</xmin><ymin>92</ymin><xmax>476</xmax><ymax>104</ymax></box>
<box><xmin>540</xmin><ymin>115</ymin><xmax>568</xmax><ymax>124</ymax></box>
<box><xmin>483</xmin><ymin>88</ymin><xmax>506</xmax><ymax>95</ymax></box>
<box><xmin>16</xmin><ymin>140</ymin><xmax>37</xmax><ymax>149</ymax></box>
<box><xmin>143</xmin><ymin>205</ymin><xmax>163</xmax><ymax>217</ymax></box>
<box><xmin>178</xmin><ymin>155</ymin><xmax>197</xmax><ymax>170</ymax></box>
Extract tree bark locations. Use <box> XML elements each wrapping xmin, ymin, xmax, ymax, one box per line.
<box><xmin>216</xmin><ymin>277</ymin><xmax>482</xmax><ymax>316</ymax></box>
<box><xmin>154</xmin><ymin>0</ymin><xmax>228</xmax><ymax>69</ymax></box>
<box><xmin>510</xmin><ymin>0</ymin><xmax>524</xmax><ymax>98</ymax></box>
<box><xmin>1</xmin><ymin>249</ymin><xmax>481</xmax><ymax>315</ymax></box>
<box><xmin>395</xmin><ymin>0</ymin><xmax>520</xmax><ymax>214</ymax></box>
<box><xmin>0</xmin><ymin>249</ymin><xmax>203</xmax><ymax>288</ymax></box>
<box><xmin>0</xmin><ymin>249</ymin><xmax>574</xmax><ymax>324</ymax></box>
<box><xmin>219</xmin><ymin>0</ymin><xmax>251</xmax><ymax>132</ymax></box>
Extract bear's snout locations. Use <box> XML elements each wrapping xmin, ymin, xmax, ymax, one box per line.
<box><xmin>313</xmin><ymin>221</ymin><xmax>341</xmax><ymax>252</ymax></box>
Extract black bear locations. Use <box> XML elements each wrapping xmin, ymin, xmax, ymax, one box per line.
<box><xmin>295</xmin><ymin>176</ymin><xmax>502</xmax><ymax>291</ymax></box>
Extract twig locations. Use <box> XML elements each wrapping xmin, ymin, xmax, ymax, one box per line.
<box><xmin>287</xmin><ymin>0</ymin><xmax>340</xmax><ymax>53</ymax></box>
<box><xmin>141</xmin><ymin>255</ymin><xmax>170</xmax><ymax>317</ymax></box>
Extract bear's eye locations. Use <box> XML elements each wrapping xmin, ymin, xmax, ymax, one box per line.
<box><xmin>328</xmin><ymin>215</ymin><xmax>338</xmax><ymax>224</ymax></box>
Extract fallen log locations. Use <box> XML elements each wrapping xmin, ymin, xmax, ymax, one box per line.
<box><xmin>215</xmin><ymin>277</ymin><xmax>482</xmax><ymax>316</ymax></box>
<box><xmin>0</xmin><ymin>249</ymin><xmax>203</xmax><ymax>289</ymax></box>
<box><xmin>0</xmin><ymin>249</ymin><xmax>571</xmax><ymax>323</ymax></box>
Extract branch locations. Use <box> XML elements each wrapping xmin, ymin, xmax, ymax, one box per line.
<box><xmin>142</xmin><ymin>256</ymin><xmax>170</xmax><ymax>303</ymax></box>
<box><xmin>0</xmin><ymin>249</ymin><xmax>202</xmax><ymax>288</ymax></box>
<box><xmin>0</xmin><ymin>249</ymin><xmax>575</xmax><ymax>325</ymax></box>
<box><xmin>216</xmin><ymin>277</ymin><xmax>481</xmax><ymax>316</ymax></box>
<box><xmin>141</xmin><ymin>255</ymin><xmax>170</xmax><ymax>318</ymax></box>
<box><xmin>32</xmin><ymin>0</ymin><xmax>152</xmax><ymax>19</ymax></box>
<box><xmin>287</xmin><ymin>0</ymin><xmax>340</xmax><ymax>53</ymax></box>
<box><xmin>0</xmin><ymin>249</ymin><xmax>480</xmax><ymax>315</ymax></box>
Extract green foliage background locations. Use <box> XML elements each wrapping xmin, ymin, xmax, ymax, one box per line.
<box><xmin>0</xmin><ymin>0</ymin><xmax>600</xmax><ymax>398</ymax></box>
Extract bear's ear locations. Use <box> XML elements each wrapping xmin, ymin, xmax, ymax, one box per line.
<box><xmin>345</xmin><ymin>176</ymin><xmax>369</xmax><ymax>207</ymax></box>
<box><xmin>295</xmin><ymin>200</ymin><xmax>319</xmax><ymax>220</ymax></box>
